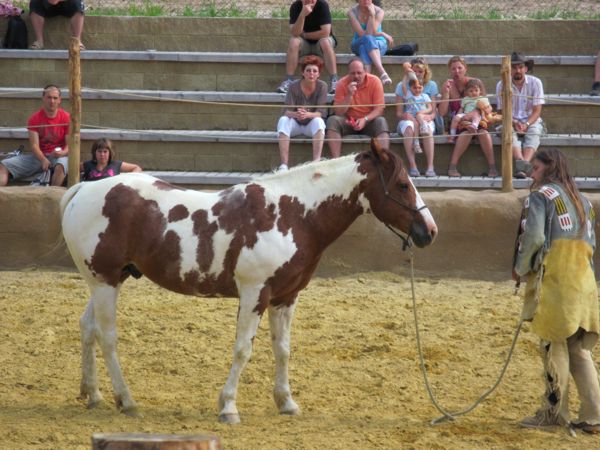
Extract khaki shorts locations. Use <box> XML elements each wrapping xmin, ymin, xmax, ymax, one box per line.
<box><xmin>326</xmin><ymin>114</ymin><xmax>389</xmax><ymax>137</ymax></box>
<box><xmin>299</xmin><ymin>36</ymin><xmax>336</xmax><ymax>58</ymax></box>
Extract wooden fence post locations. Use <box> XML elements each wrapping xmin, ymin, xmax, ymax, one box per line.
<box><xmin>501</xmin><ymin>55</ymin><xmax>513</xmax><ymax>192</ymax></box>
<box><xmin>68</xmin><ymin>37</ymin><xmax>81</xmax><ymax>187</ymax></box>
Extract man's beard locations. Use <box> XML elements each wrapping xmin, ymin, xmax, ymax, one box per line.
<box><xmin>513</xmin><ymin>74</ymin><xmax>523</xmax><ymax>82</ymax></box>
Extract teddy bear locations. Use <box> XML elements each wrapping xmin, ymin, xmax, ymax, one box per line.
<box><xmin>476</xmin><ymin>98</ymin><xmax>502</xmax><ymax>126</ymax></box>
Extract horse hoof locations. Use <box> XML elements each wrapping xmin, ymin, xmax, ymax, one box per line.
<box><xmin>86</xmin><ymin>400</ymin><xmax>102</xmax><ymax>410</ymax></box>
<box><xmin>280</xmin><ymin>407</ymin><xmax>300</xmax><ymax>416</ymax></box>
<box><xmin>121</xmin><ymin>406</ymin><xmax>142</xmax><ymax>418</ymax></box>
<box><xmin>218</xmin><ymin>413</ymin><xmax>241</xmax><ymax>424</ymax></box>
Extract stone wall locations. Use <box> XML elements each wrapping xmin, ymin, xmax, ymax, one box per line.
<box><xmin>3</xmin><ymin>187</ymin><xmax>600</xmax><ymax>281</ymax></box>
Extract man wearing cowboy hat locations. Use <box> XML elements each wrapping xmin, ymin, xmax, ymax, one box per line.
<box><xmin>495</xmin><ymin>52</ymin><xmax>545</xmax><ymax>179</ymax></box>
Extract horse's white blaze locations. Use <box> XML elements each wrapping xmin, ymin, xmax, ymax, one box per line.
<box><xmin>235</xmin><ymin>228</ymin><xmax>297</xmax><ymax>284</ymax></box>
<box><xmin>409</xmin><ymin>178</ymin><xmax>438</xmax><ymax>234</ymax></box>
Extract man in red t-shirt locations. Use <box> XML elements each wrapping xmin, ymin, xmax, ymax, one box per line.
<box><xmin>326</xmin><ymin>58</ymin><xmax>389</xmax><ymax>157</ymax></box>
<box><xmin>0</xmin><ymin>84</ymin><xmax>70</xmax><ymax>186</ymax></box>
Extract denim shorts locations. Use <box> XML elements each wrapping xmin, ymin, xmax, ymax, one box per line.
<box><xmin>1</xmin><ymin>153</ymin><xmax>69</xmax><ymax>179</ymax></box>
<box><xmin>30</xmin><ymin>0</ymin><xmax>85</xmax><ymax>18</ymax></box>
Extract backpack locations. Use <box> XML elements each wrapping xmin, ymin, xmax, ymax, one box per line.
<box><xmin>3</xmin><ymin>15</ymin><xmax>28</xmax><ymax>49</ymax></box>
<box><xmin>386</xmin><ymin>42</ymin><xmax>419</xmax><ymax>56</ymax></box>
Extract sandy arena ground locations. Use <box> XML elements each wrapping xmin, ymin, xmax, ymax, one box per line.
<box><xmin>1</xmin><ymin>269</ymin><xmax>598</xmax><ymax>449</ymax></box>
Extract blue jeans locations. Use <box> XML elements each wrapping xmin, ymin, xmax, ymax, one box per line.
<box><xmin>351</xmin><ymin>35</ymin><xmax>388</xmax><ymax>66</ymax></box>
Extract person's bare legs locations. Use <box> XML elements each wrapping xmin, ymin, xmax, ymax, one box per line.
<box><xmin>448</xmin><ymin>133</ymin><xmax>474</xmax><ymax>175</ymax></box>
<box><xmin>70</xmin><ymin>12</ymin><xmax>84</xmax><ymax>41</ymax></box>
<box><xmin>51</xmin><ymin>164</ymin><xmax>65</xmax><ymax>186</ymax></box>
<box><xmin>30</xmin><ymin>12</ymin><xmax>45</xmax><ymax>46</ymax></box>
<box><xmin>319</xmin><ymin>38</ymin><xmax>337</xmax><ymax>78</ymax></box>
<box><xmin>278</xmin><ymin>133</ymin><xmax>290</xmax><ymax>166</ymax></box>
<box><xmin>477</xmin><ymin>131</ymin><xmax>496</xmax><ymax>166</ymax></box>
<box><xmin>312</xmin><ymin>130</ymin><xmax>324</xmax><ymax>161</ymax></box>
<box><xmin>368</xmin><ymin>49</ymin><xmax>386</xmax><ymax>77</ymax></box>
<box><xmin>401</xmin><ymin>127</ymin><xmax>416</xmax><ymax>170</ymax></box>
<box><xmin>284</xmin><ymin>37</ymin><xmax>301</xmax><ymax>77</ymax></box>
<box><xmin>422</xmin><ymin>135</ymin><xmax>435</xmax><ymax>172</ymax></box>
<box><xmin>327</xmin><ymin>129</ymin><xmax>342</xmax><ymax>158</ymax></box>
<box><xmin>0</xmin><ymin>164</ymin><xmax>9</xmax><ymax>186</ymax></box>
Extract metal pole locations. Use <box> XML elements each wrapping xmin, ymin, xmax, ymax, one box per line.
<box><xmin>501</xmin><ymin>55</ymin><xmax>513</xmax><ymax>192</ymax></box>
<box><xmin>68</xmin><ymin>37</ymin><xmax>81</xmax><ymax>187</ymax></box>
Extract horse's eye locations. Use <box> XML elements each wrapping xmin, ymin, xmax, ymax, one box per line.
<box><xmin>398</xmin><ymin>183</ymin><xmax>410</xmax><ymax>192</ymax></box>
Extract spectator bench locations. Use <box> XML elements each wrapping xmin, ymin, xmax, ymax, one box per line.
<box><xmin>3</xmin><ymin>127</ymin><xmax>599</xmax><ymax>190</ymax></box>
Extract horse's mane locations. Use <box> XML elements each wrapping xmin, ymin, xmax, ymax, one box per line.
<box><xmin>257</xmin><ymin>154</ymin><xmax>359</xmax><ymax>182</ymax></box>
<box><xmin>384</xmin><ymin>149</ymin><xmax>405</xmax><ymax>188</ymax></box>
<box><xmin>254</xmin><ymin>148</ymin><xmax>405</xmax><ymax>189</ymax></box>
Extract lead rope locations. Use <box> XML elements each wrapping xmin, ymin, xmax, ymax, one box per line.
<box><xmin>406</xmin><ymin>249</ymin><xmax>525</xmax><ymax>425</ymax></box>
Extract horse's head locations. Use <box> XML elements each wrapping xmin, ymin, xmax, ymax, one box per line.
<box><xmin>358</xmin><ymin>139</ymin><xmax>437</xmax><ymax>248</ymax></box>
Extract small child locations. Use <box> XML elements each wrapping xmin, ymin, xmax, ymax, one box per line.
<box><xmin>448</xmin><ymin>79</ymin><xmax>488</xmax><ymax>143</ymax></box>
<box><xmin>400</xmin><ymin>76</ymin><xmax>434</xmax><ymax>153</ymax></box>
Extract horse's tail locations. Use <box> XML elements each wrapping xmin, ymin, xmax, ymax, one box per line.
<box><xmin>60</xmin><ymin>181</ymin><xmax>85</xmax><ymax>218</ymax></box>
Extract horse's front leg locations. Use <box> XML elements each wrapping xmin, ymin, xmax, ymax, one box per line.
<box><xmin>218</xmin><ymin>287</ymin><xmax>263</xmax><ymax>424</ymax></box>
<box><xmin>92</xmin><ymin>284</ymin><xmax>139</xmax><ymax>416</ymax></box>
<box><xmin>78</xmin><ymin>298</ymin><xmax>103</xmax><ymax>408</ymax></box>
<box><xmin>269</xmin><ymin>298</ymin><xmax>300</xmax><ymax>416</ymax></box>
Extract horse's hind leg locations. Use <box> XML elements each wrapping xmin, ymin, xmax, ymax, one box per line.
<box><xmin>218</xmin><ymin>288</ymin><xmax>263</xmax><ymax>424</ymax></box>
<box><xmin>268</xmin><ymin>299</ymin><xmax>300</xmax><ymax>416</ymax></box>
<box><xmin>91</xmin><ymin>284</ymin><xmax>139</xmax><ymax>416</ymax></box>
<box><xmin>79</xmin><ymin>298</ymin><xmax>103</xmax><ymax>408</ymax></box>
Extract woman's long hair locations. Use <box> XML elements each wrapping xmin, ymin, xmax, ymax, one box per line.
<box><xmin>532</xmin><ymin>148</ymin><xmax>585</xmax><ymax>226</ymax></box>
<box><xmin>410</xmin><ymin>57</ymin><xmax>432</xmax><ymax>85</ymax></box>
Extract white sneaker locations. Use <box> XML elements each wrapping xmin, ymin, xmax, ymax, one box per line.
<box><xmin>413</xmin><ymin>139</ymin><xmax>422</xmax><ymax>154</ymax></box>
<box><xmin>277</xmin><ymin>164</ymin><xmax>289</xmax><ymax>172</ymax></box>
<box><xmin>276</xmin><ymin>79</ymin><xmax>293</xmax><ymax>94</ymax></box>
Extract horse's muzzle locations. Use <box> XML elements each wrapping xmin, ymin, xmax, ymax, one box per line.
<box><xmin>410</xmin><ymin>220</ymin><xmax>437</xmax><ymax>248</ymax></box>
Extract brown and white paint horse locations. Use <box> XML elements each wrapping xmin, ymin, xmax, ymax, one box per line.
<box><xmin>61</xmin><ymin>140</ymin><xmax>437</xmax><ymax>423</ymax></box>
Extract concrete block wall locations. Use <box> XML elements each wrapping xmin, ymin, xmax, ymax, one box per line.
<box><xmin>0</xmin><ymin>56</ymin><xmax>596</xmax><ymax>94</ymax></box>
<box><xmin>2</xmin><ymin>17</ymin><xmax>598</xmax><ymax>55</ymax></box>
<box><xmin>1</xmin><ymin>96</ymin><xmax>598</xmax><ymax>135</ymax></box>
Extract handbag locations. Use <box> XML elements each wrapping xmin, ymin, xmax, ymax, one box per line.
<box><xmin>386</xmin><ymin>42</ymin><xmax>418</xmax><ymax>56</ymax></box>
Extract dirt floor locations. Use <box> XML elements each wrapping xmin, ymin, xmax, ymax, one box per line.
<box><xmin>1</xmin><ymin>269</ymin><xmax>598</xmax><ymax>449</ymax></box>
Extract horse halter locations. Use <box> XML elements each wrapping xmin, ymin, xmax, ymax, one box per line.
<box><xmin>373</xmin><ymin>158</ymin><xmax>428</xmax><ymax>251</ymax></box>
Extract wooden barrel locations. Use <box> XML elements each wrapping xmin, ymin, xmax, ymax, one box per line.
<box><xmin>91</xmin><ymin>433</ymin><xmax>221</xmax><ymax>450</ymax></box>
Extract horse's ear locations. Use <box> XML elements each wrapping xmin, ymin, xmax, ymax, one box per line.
<box><xmin>370</xmin><ymin>138</ymin><xmax>389</xmax><ymax>163</ymax></box>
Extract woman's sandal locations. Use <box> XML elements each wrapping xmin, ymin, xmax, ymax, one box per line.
<box><xmin>29</xmin><ymin>40</ymin><xmax>44</xmax><ymax>50</ymax></box>
<box><xmin>448</xmin><ymin>166</ymin><xmax>461</xmax><ymax>177</ymax></box>
<box><xmin>380</xmin><ymin>72</ymin><xmax>392</xmax><ymax>86</ymax></box>
<box><xmin>487</xmin><ymin>167</ymin><xmax>499</xmax><ymax>177</ymax></box>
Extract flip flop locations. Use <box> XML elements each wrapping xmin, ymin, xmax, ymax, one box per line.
<box><xmin>29</xmin><ymin>40</ymin><xmax>44</xmax><ymax>50</ymax></box>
